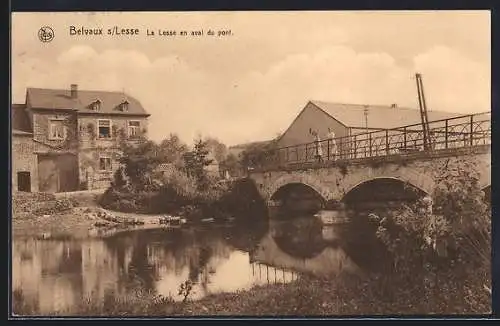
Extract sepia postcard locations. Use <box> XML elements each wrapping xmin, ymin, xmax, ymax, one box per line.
<box><xmin>10</xmin><ymin>11</ymin><xmax>492</xmax><ymax>317</ymax></box>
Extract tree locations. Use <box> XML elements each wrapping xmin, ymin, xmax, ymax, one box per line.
<box><xmin>183</xmin><ymin>138</ymin><xmax>214</xmax><ymax>190</ymax></box>
<box><xmin>220</xmin><ymin>153</ymin><xmax>242</xmax><ymax>177</ymax></box>
<box><xmin>239</xmin><ymin>140</ymin><xmax>279</xmax><ymax>170</ymax></box>
<box><xmin>157</xmin><ymin>133</ymin><xmax>188</xmax><ymax>167</ymax></box>
<box><xmin>118</xmin><ymin>137</ymin><xmax>163</xmax><ymax>191</ymax></box>
<box><xmin>204</xmin><ymin>137</ymin><xmax>228</xmax><ymax>163</ymax></box>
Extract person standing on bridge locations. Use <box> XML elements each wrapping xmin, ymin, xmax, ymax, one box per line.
<box><xmin>315</xmin><ymin>131</ymin><xmax>323</xmax><ymax>162</ymax></box>
<box><xmin>309</xmin><ymin>129</ymin><xmax>323</xmax><ymax>162</ymax></box>
<box><xmin>327</xmin><ymin>127</ymin><xmax>337</xmax><ymax>160</ymax></box>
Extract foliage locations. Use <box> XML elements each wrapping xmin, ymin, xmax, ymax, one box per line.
<box><xmin>158</xmin><ymin>167</ymin><xmax>200</xmax><ymax>208</ymax></box>
<box><xmin>337</xmin><ymin>161</ymin><xmax>349</xmax><ymax>175</ymax></box>
<box><xmin>183</xmin><ymin>138</ymin><xmax>214</xmax><ymax>190</ymax></box>
<box><xmin>157</xmin><ymin>133</ymin><xmax>189</xmax><ymax>167</ymax></box>
<box><xmin>370</xmin><ymin>157</ymin><xmax>491</xmax><ymax>308</ymax></box>
<box><xmin>220</xmin><ymin>153</ymin><xmax>243</xmax><ymax>177</ymax></box>
<box><xmin>204</xmin><ymin>137</ymin><xmax>228</xmax><ymax>163</ymax></box>
<box><xmin>239</xmin><ymin>140</ymin><xmax>279</xmax><ymax>170</ymax></box>
<box><xmin>117</xmin><ymin>137</ymin><xmax>163</xmax><ymax>192</ymax></box>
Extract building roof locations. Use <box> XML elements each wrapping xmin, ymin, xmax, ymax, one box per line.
<box><xmin>11</xmin><ymin>104</ymin><xmax>32</xmax><ymax>133</ymax></box>
<box><xmin>310</xmin><ymin>100</ymin><xmax>466</xmax><ymax>129</ymax></box>
<box><xmin>229</xmin><ymin>140</ymin><xmax>272</xmax><ymax>150</ymax></box>
<box><xmin>12</xmin><ymin>129</ymin><xmax>33</xmax><ymax>136</ymax></box>
<box><xmin>26</xmin><ymin>87</ymin><xmax>149</xmax><ymax>116</ymax></box>
<box><xmin>228</xmin><ymin>140</ymin><xmax>273</xmax><ymax>157</ymax></box>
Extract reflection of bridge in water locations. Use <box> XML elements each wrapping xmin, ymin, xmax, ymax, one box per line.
<box><xmin>249</xmin><ymin>219</ymin><xmax>361</xmax><ymax>277</ymax></box>
<box><xmin>250</xmin><ymin>262</ymin><xmax>299</xmax><ymax>285</ymax></box>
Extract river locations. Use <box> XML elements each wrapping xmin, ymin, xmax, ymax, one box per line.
<box><xmin>12</xmin><ymin>214</ymin><xmax>389</xmax><ymax>315</ymax></box>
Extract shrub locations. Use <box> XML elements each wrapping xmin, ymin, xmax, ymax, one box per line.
<box><xmin>160</xmin><ymin>168</ymin><xmax>199</xmax><ymax>202</ymax></box>
<box><xmin>370</xmin><ymin>158</ymin><xmax>491</xmax><ymax>311</ymax></box>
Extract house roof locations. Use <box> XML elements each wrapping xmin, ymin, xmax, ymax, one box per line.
<box><xmin>12</xmin><ymin>129</ymin><xmax>33</xmax><ymax>136</ymax></box>
<box><xmin>26</xmin><ymin>87</ymin><xmax>149</xmax><ymax>116</ymax></box>
<box><xmin>229</xmin><ymin>140</ymin><xmax>272</xmax><ymax>150</ymax></box>
<box><xmin>11</xmin><ymin>104</ymin><xmax>32</xmax><ymax>132</ymax></box>
<box><xmin>228</xmin><ymin>140</ymin><xmax>273</xmax><ymax>157</ymax></box>
<box><xmin>310</xmin><ymin>100</ymin><xmax>466</xmax><ymax>129</ymax></box>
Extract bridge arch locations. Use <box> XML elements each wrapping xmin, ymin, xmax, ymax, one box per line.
<box><xmin>267</xmin><ymin>174</ymin><xmax>331</xmax><ymax>202</ymax></box>
<box><xmin>341</xmin><ymin>176</ymin><xmax>429</xmax><ymax>206</ymax></box>
<box><xmin>341</xmin><ymin>167</ymin><xmax>435</xmax><ymax>198</ymax></box>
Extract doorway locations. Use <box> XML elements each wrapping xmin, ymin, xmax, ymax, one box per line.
<box><xmin>17</xmin><ymin>172</ymin><xmax>31</xmax><ymax>192</ymax></box>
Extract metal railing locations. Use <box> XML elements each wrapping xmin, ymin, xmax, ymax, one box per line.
<box><xmin>256</xmin><ymin>112</ymin><xmax>491</xmax><ymax>169</ymax></box>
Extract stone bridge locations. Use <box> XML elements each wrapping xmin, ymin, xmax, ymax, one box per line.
<box><xmin>248</xmin><ymin>145</ymin><xmax>491</xmax><ymax>207</ymax></box>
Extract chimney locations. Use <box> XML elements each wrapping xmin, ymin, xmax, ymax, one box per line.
<box><xmin>391</xmin><ymin>103</ymin><xmax>397</xmax><ymax>108</ymax></box>
<box><xmin>70</xmin><ymin>84</ymin><xmax>78</xmax><ymax>99</ymax></box>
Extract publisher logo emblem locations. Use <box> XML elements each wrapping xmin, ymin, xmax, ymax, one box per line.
<box><xmin>38</xmin><ymin>26</ymin><xmax>54</xmax><ymax>43</ymax></box>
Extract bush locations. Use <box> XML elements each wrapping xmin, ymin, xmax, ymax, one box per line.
<box><xmin>370</xmin><ymin>158</ymin><xmax>491</xmax><ymax>310</ymax></box>
<box><xmin>99</xmin><ymin>188</ymin><xmax>134</xmax><ymax>212</ymax></box>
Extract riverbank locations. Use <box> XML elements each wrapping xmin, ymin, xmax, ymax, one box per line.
<box><xmin>13</xmin><ymin>269</ymin><xmax>490</xmax><ymax>316</ymax></box>
<box><xmin>12</xmin><ymin>191</ymin><xmax>169</xmax><ymax>239</ymax></box>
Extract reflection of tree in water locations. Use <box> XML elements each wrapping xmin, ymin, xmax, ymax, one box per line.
<box><xmin>188</xmin><ymin>246</ymin><xmax>212</xmax><ymax>291</ymax></box>
<box><xmin>103</xmin><ymin>227</ymin><xmax>236</xmax><ymax>298</ymax></box>
<box><xmin>341</xmin><ymin>209</ymin><xmax>393</xmax><ymax>273</ymax></box>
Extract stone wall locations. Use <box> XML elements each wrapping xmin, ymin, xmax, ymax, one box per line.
<box><xmin>12</xmin><ymin>134</ymin><xmax>38</xmax><ymax>192</ymax></box>
<box><xmin>249</xmin><ymin>149</ymin><xmax>491</xmax><ymax>203</ymax></box>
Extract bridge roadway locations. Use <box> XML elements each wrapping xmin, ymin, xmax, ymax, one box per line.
<box><xmin>246</xmin><ymin>112</ymin><xmax>491</xmax><ymax>208</ymax></box>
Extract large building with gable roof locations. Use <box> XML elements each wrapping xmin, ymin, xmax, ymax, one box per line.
<box><xmin>11</xmin><ymin>84</ymin><xmax>150</xmax><ymax>192</ymax></box>
<box><xmin>276</xmin><ymin>100</ymin><xmax>465</xmax><ymax>148</ymax></box>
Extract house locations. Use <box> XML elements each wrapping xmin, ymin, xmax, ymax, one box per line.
<box><xmin>11</xmin><ymin>84</ymin><xmax>150</xmax><ymax>193</ymax></box>
<box><xmin>12</xmin><ymin>104</ymin><xmax>38</xmax><ymax>192</ymax></box>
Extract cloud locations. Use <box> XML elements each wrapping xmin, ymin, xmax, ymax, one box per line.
<box><xmin>413</xmin><ymin>46</ymin><xmax>490</xmax><ymax>111</ymax></box>
<box><xmin>12</xmin><ymin>43</ymin><xmax>489</xmax><ymax>146</ymax></box>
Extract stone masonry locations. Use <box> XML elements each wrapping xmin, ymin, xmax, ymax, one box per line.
<box><xmin>249</xmin><ymin>146</ymin><xmax>491</xmax><ymax>204</ymax></box>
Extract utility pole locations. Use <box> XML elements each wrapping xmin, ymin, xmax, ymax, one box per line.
<box><xmin>415</xmin><ymin>73</ymin><xmax>432</xmax><ymax>150</ymax></box>
<box><xmin>363</xmin><ymin>105</ymin><xmax>369</xmax><ymax>157</ymax></box>
<box><xmin>363</xmin><ymin>105</ymin><xmax>369</xmax><ymax>131</ymax></box>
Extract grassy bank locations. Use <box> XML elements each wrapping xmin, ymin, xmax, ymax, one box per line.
<box><xmin>13</xmin><ymin>268</ymin><xmax>490</xmax><ymax>317</ymax></box>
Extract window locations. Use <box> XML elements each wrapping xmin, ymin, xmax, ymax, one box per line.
<box><xmin>49</xmin><ymin>119</ymin><xmax>66</xmax><ymax>140</ymax></box>
<box><xmin>128</xmin><ymin>120</ymin><xmax>141</xmax><ymax>138</ymax></box>
<box><xmin>99</xmin><ymin>156</ymin><xmax>112</xmax><ymax>171</ymax></box>
<box><xmin>115</xmin><ymin>100</ymin><xmax>129</xmax><ymax>112</ymax></box>
<box><xmin>98</xmin><ymin>119</ymin><xmax>111</xmax><ymax>139</ymax></box>
<box><xmin>91</xmin><ymin>100</ymin><xmax>101</xmax><ymax>111</ymax></box>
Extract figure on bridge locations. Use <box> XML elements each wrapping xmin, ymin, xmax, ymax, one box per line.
<box><xmin>327</xmin><ymin>128</ymin><xmax>337</xmax><ymax>160</ymax></box>
<box><xmin>310</xmin><ymin>129</ymin><xmax>323</xmax><ymax>162</ymax></box>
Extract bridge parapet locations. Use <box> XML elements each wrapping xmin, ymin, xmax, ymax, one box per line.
<box><xmin>251</xmin><ymin>112</ymin><xmax>490</xmax><ymax>172</ymax></box>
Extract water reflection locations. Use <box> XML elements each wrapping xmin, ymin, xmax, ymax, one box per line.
<box><xmin>12</xmin><ymin>215</ymin><xmax>374</xmax><ymax>315</ymax></box>
<box><xmin>250</xmin><ymin>217</ymin><xmax>360</xmax><ymax>276</ymax></box>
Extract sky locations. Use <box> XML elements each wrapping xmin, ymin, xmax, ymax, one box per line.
<box><xmin>11</xmin><ymin>11</ymin><xmax>490</xmax><ymax>146</ymax></box>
